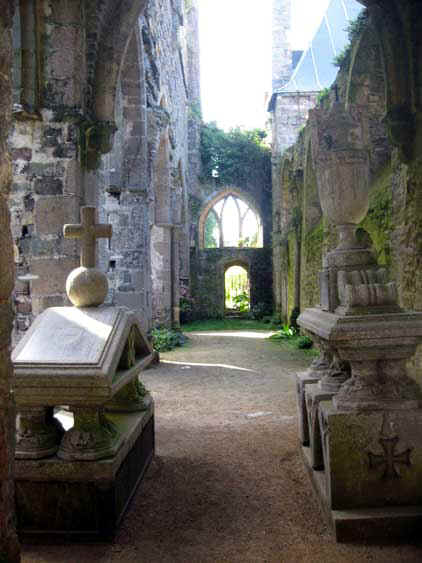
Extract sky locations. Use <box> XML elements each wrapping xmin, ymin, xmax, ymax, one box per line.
<box><xmin>198</xmin><ymin>0</ymin><xmax>331</xmax><ymax>131</ymax></box>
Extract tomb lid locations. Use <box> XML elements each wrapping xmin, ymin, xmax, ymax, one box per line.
<box><xmin>12</xmin><ymin>306</ymin><xmax>154</xmax><ymax>406</ymax></box>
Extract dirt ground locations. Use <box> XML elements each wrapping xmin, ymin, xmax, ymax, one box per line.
<box><xmin>23</xmin><ymin>331</ymin><xmax>422</xmax><ymax>562</ymax></box>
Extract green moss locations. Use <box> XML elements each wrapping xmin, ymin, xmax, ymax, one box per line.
<box><xmin>287</xmin><ymin>232</ymin><xmax>296</xmax><ymax>319</ymax></box>
<box><xmin>79</xmin><ymin>120</ymin><xmax>117</xmax><ymax>170</ymax></box>
<box><xmin>360</xmin><ymin>165</ymin><xmax>393</xmax><ymax>267</ymax></box>
<box><xmin>301</xmin><ymin>219</ymin><xmax>324</xmax><ymax>309</ymax></box>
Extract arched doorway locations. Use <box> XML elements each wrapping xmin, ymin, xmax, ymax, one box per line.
<box><xmin>224</xmin><ymin>262</ymin><xmax>250</xmax><ymax>315</ymax></box>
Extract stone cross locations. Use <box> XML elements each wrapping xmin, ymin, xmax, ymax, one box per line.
<box><xmin>64</xmin><ymin>206</ymin><xmax>112</xmax><ymax>268</ymax></box>
<box><xmin>368</xmin><ymin>436</ymin><xmax>412</xmax><ymax>480</ymax></box>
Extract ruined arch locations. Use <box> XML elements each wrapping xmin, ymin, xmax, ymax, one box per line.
<box><xmin>94</xmin><ymin>0</ymin><xmax>150</xmax><ymax>122</ymax></box>
<box><xmin>198</xmin><ymin>188</ymin><xmax>263</xmax><ymax>250</ymax></box>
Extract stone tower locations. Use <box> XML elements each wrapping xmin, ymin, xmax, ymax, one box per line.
<box><xmin>272</xmin><ymin>0</ymin><xmax>292</xmax><ymax>90</ymax></box>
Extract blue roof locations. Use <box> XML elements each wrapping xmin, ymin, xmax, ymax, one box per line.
<box><xmin>279</xmin><ymin>0</ymin><xmax>363</xmax><ymax>93</ymax></box>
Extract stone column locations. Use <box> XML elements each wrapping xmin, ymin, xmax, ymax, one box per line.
<box><xmin>0</xmin><ymin>3</ymin><xmax>21</xmax><ymax>561</ymax></box>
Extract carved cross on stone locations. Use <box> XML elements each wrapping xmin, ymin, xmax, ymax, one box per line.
<box><xmin>368</xmin><ymin>436</ymin><xmax>412</xmax><ymax>479</ymax></box>
<box><xmin>64</xmin><ymin>206</ymin><xmax>112</xmax><ymax>268</ymax></box>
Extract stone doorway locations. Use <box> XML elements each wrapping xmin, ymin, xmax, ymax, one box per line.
<box><xmin>224</xmin><ymin>263</ymin><xmax>250</xmax><ymax>315</ymax></box>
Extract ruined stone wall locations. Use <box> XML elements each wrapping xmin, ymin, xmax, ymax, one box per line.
<box><xmin>190</xmin><ymin>247</ymin><xmax>273</xmax><ymax>320</ymax></box>
<box><xmin>272</xmin><ymin>19</ymin><xmax>392</xmax><ymax>322</ymax></box>
<box><xmin>271</xmin><ymin>92</ymin><xmax>318</xmax><ymax>157</ymax></box>
<box><xmin>10</xmin><ymin>0</ymin><xmax>201</xmax><ymax>337</ymax></box>
<box><xmin>0</xmin><ymin>3</ymin><xmax>22</xmax><ymax>560</ymax></box>
<box><xmin>190</xmin><ymin>176</ymin><xmax>272</xmax><ymax>319</ymax></box>
<box><xmin>10</xmin><ymin>1</ymin><xmax>87</xmax><ymax>343</ymax></box>
<box><xmin>272</xmin><ymin>14</ymin><xmax>422</xmax><ymax>381</ymax></box>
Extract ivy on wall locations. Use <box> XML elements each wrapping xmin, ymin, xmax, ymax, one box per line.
<box><xmin>199</xmin><ymin>122</ymin><xmax>271</xmax><ymax>189</ymax></box>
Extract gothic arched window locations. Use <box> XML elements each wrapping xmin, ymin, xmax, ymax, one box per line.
<box><xmin>203</xmin><ymin>193</ymin><xmax>263</xmax><ymax>249</ymax></box>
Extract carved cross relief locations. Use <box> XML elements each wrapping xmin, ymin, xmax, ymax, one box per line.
<box><xmin>368</xmin><ymin>436</ymin><xmax>412</xmax><ymax>480</ymax></box>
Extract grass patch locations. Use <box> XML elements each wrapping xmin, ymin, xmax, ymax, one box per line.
<box><xmin>181</xmin><ymin>318</ymin><xmax>273</xmax><ymax>332</ymax></box>
<box><xmin>268</xmin><ymin>336</ymin><xmax>319</xmax><ymax>358</ymax></box>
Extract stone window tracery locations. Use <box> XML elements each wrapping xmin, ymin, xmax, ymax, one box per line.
<box><xmin>203</xmin><ymin>193</ymin><xmax>263</xmax><ymax>249</ymax></box>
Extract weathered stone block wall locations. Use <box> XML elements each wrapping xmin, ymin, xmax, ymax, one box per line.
<box><xmin>10</xmin><ymin>0</ymin><xmax>201</xmax><ymax>336</ymax></box>
<box><xmin>272</xmin><ymin>19</ymin><xmax>392</xmax><ymax>322</ymax></box>
<box><xmin>272</xmin><ymin>92</ymin><xmax>318</xmax><ymax>157</ymax></box>
<box><xmin>272</xmin><ymin>14</ymin><xmax>422</xmax><ymax>381</ymax></box>
<box><xmin>10</xmin><ymin>0</ymin><xmax>87</xmax><ymax>343</ymax></box>
<box><xmin>190</xmin><ymin>247</ymin><xmax>273</xmax><ymax>319</ymax></box>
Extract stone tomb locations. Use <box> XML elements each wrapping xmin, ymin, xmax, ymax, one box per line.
<box><xmin>12</xmin><ymin>207</ymin><xmax>155</xmax><ymax>540</ymax></box>
<box><xmin>13</xmin><ymin>306</ymin><xmax>155</xmax><ymax>540</ymax></box>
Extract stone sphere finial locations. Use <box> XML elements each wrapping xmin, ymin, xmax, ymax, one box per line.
<box><xmin>63</xmin><ymin>206</ymin><xmax>112</xmax><ymax>307</ymax></box>
<box><xmin>66</xmin><ymin>267</ymin><xmax>109</xmax><ymax>307</ymax></box>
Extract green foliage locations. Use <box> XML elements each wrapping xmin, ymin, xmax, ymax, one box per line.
<box><xmin>360</xmin><ymin>165</ymin><xmax>393</xmax><ymax>266</ymax></box>
<box><xmin>151</xmin><ymin>328</ymin><xmax>186</xmax><ymax>352</ymax></box>
<box><xmin>316</xmin><ymin>87</ymin><xmax>330</xmax><ymax>105</ymax></box>
<box><xmin>333</xmin><ymin>9</ymin><xmax>369</xmax><ymax>70</ymax></box>
<box><xmin>333</xmin><ymin>46</ymin><xmax>351</xmax><ymax>70</ymax></box>
<box><xmin>188</xmin><ymin>100</ymin><xmax>202</xmax><ymax>121</ymax></box>
<box><xmin>296</xmin><ymin>335</ymin><xmax>313</xmax><ymax>349</ymax></box>
<box><xmin>268</xmin><ymin>325</ymin><xmax>314</xmax><ymax>351</ymax></box>
<box><xmin>200</xmin><ymin>122</ymin><xmax>271</xmax><ymax>188</ymax></box>
<box><xmin>182</xmin><ymin>318</ymin><xmax>271</xmax><ymax>332</ymax></box>
<box><xmin>269</xmin><ymin>324</ymin><xmax>297</xmax><ymax>340</ymax></box>
<box><xmin>232</xmin><ymin>291</ymin><xmax>250</xmax><ymax>313</ymax></box>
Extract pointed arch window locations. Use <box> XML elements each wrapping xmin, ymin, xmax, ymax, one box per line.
<box><xmin>204</xmin><ymin>194</ymin><xmax>263</xmax><ymax>249</ymax></box>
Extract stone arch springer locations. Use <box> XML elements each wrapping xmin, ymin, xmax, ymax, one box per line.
<box><xmin>198</xmin><ymin>187</ymin><xmax>264</xmax><ymax>250</ymax></box>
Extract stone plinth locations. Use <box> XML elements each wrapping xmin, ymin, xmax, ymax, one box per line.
<box><xmin>305</xmin><ymin>384</ymin><xmax>336</xmax><ymax>470</ymax></box>
<box><xmin>296</xmin><ymin>371</ymin><xmax>320</xmax><ymax>446</ymax></box>
<box><xmin>15</xmin><ymin>406</ymin><xmax>154</xmax><ymax>541</ymax></box>
<box><xmin>301</xmin><ymin>402</ymin><xmax>422</xmax><ymax>541</ymax></box>
<box><xmin>298</xmin><ymin>308</ymin><xmax>422</xmax><ymax>411</ymax></box>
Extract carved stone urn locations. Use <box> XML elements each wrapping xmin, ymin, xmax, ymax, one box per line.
<box><xmin>299</xmin><ymin>101</ymin><xmax>422</xmax><ymax>411</ymax></box>
<box><xmin>310</xmin><ymin>102</ymin><xmax>370</xmax><ymax>252</ymax></box>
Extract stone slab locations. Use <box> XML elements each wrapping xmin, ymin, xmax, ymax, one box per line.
<box><xmin>298</xmin><ymin>308</ymin><xmax>422</xmax><ymax>351</ymax></box>
<box><xmin>15</xmin><ymin>405</ymin><xmax>154</xmax><ymax>541</ymax></box>
<box><xmin>12</xmin><ymin>306</ymin><xmax>154</xmax><ymax>407</ymax></box>
<box><xmin>301</xmin><ymin>446</ymin><xmax>422</xmax><ymax>543</ymax></box>
<box><xmin>13</xmin><ymin>307</ymin><xmax>119</xmax><ymax>365</ymax></box>
<box><xmin>319</xmin><ymin>403</ymin><xmax>422</xmax><ymax>510</ymax></box>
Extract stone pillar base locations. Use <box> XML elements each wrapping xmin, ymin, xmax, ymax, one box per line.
<box><xmin>295</xmin><ymin>371</ymin><xmax>320</xmax><ymax>446</ymax></box>
<box><xmin>301</xmin><ymin>401</ymin><xmax>422</xmax><ymax>542</ymax></box>
<box><xmin>15</xmin><ymin>403</ymin><xmax>154</xmax><ymax>541</ymax></box>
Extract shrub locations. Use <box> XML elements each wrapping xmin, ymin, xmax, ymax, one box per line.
<box><xmin>269</xmin><ymin>324</ymin><xmax>297</xmax><ymax>340</ymax></box>
<box><xmin>151</xmin><ymin>328</ymin><xmax>186</xmax><ymax>352</ymax></box>
<box><xmin>232</xmin><ymin>291</ymin><xmax>250</xmax><ymax>313</ymax></box>
<box><xmin>296</xmin><ymin>335</ymin><xmax>313</xmax><ymax>349</ymax></box>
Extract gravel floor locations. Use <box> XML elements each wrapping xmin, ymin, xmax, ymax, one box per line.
<box><xmin>23</xmin><ymin>331</ymin><xmax>422</xmax><ymax>562</ymax></box>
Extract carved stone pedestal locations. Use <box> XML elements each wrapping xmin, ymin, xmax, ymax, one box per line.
<box><xmin>15</xmin><ymin>405</ymin><xmax>154</xmax><ymax>541</ymax></box>
<box><xmin>12</xmin><ymin>305</ymin><xmax>156</xmax><ymax>540</ymax></box>
<box><xmin>305</xmin><ymin>385</ymin><xmax>336</xmax><ymax>469</ymax></box>
<box><xmin>302</xmin><ymin>402</ymin><xmax>422</xmax><ymax>541</ymax></box>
